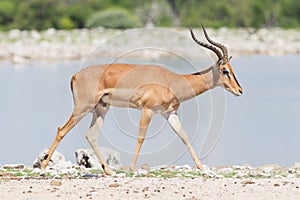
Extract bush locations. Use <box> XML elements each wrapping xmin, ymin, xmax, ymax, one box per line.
<box><xmin>0</xmin><ymin>1</ymin><xmax>15</xmax><ymax>25</ymax></box>
<box><xmin>57</xmin><ymin>16</ymin><xmax>76</xmax><ymax>30</ymax></box>
<box><xmin>66</xmin><ymin>4</ymin><xmax>92</xmax><ymax>28</ymax></box>
<box><xmin>13</xmin><ymin>0</ymin><xmax>62</xmax><ymax>30</ymax></box>
<box><xmin>85</xmin><ymin>7</ymin><xmax>142</xmax><ymax>29</ymax></box>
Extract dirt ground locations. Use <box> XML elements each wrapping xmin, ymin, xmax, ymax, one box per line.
<box><xmin>1</xmin><ymin>177</ymin><xmax>300</xmax><ymax>200</ymax></box>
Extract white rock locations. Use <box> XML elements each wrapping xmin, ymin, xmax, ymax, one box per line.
<box><xmin>136</xmin><ymin>169</ymin><xmax>148</xmax><ymax>175</ymax></box>
<box><xmin>75</xmin><ymin>147</ymin><xmax>121</xmax><ymax>168</ymax></box>
<box><xmin>294</xmin><ymin>162</ymin><xmax>300</xmax><ymax>168</ymax></box>
<box><xmin>203</xmin><ymin>169</ymin><xmax>218</xmax><ymax>178</ymax></box>
<box><xmin>8</xmin><ymin>29</ymin><xmax>21</xmax><ymax>39</ymax></box>
<box><xmin>30</xmin><ymin>30</ymin><xmax>41</xmax><ymax>40</ymax></box>
<box><xmin>33</xmin><ymin>149</ymin><xmax>70</xmax><ymax>169</ymax></box>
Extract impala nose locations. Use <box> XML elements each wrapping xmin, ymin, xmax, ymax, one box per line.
<box><xmin>239</xmin><ymin>89</ymin><xmax>243</xmax><ymax>95</ymax></box>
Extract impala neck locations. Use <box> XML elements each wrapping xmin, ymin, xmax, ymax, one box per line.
<box><xmin>181</xmin><ymin>65</ymin><xmax>218</xmax><ymax>101</ymax></box>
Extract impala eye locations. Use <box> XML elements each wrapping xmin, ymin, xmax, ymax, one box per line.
<box><xmin>222</xmin><ymin>69</ymin><xmax>230</xmax><ymax>76</ymax></box>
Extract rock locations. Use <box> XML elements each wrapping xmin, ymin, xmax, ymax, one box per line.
<box><xmin>140</xmin><ymin>163</ymin><xmax>150</xmax><ymax>171</ymax></box>
<box><xmin>294</xmin><ymin>162</ymin><xmax>300</xmax><ymax>168</ymax></box>
<box><xmin>8</xmin><ymin>29</ymin><xmax>21</xmax><ymax>39</ymax></box>
<box><xmin>82</xmin><ymin>174</ymin><xmax>99</xmax><ymax>178</ymax></box>
<box><xmin>241</xmin><ymin>180</ymin><xmax>255</xmax><ymax>185</ymax></box>
<box><xmin>75</xmin><ymin>147</ymin><xmax>121</xmax><ymax>168</ymax></box>
<box><xmin>257</xmin><ymin>164</ymin><xmax>282</xmax><ymax>173</ymax></box>
<box><xmin>142</xmin><ymin>187</ymin><xmax>149</xmax><ymax>192</ymax></box>
<box><xmin>33</xmin><ymin>149</ymin><xmax>71</xmax><ymax>169</ymax></box>
<box><xmin>50</xmin><ymin>180</ymin><xmax>62</xmax><ymax>186</ymax></box>
<box><xmin>108</xmin><ymin>183</ymin><xmax>120</xmax><ymax>187</ymax></box>
<box><xmin>136</xmin><ymin>169</ymin><xmax>148</xmax><ymax>176</ymax></box>
<box><xmin>3</xmin><ymin>164</ymin><xmax>24</xmax><ymax>169</ymax></box>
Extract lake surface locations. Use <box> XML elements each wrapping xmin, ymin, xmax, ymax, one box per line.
<box><xmin>0</xmin><ymin>55</ymin><xmax>299</xmax><ymax>167</ymax></box>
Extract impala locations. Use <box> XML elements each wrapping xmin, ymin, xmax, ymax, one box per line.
<box><xmin>41</xmin><ymin>26</ymin><xmax>242</xmax><ymax>175</ymax></box>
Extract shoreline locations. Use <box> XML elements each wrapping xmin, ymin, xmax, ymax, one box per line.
<box><xmin>0</xmin><ymin>27</ymin><xmax>300</xmax><ymax>63</ymax></box>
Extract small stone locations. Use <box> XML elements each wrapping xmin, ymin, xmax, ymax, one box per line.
<box><xmin>50</xmin><ymin>180</ymin><xmax>62</xmax><ymax>186</ymax></box>
<box><xmin>282</xmin><ymin>181</ymin><xmax>289</xmax><ymax>186</ymax></box>
<box><xmin>141</xmin><ymin>163</ymin><xmax>150</xmax><ymax>171</ymax></box>
<box><xmin>241</xmin><ymin>180</ymin><xmax>255</xmax><ymax>185</ymax></box>
<box><xmin>274</xmin><ymin>183</ymin><xmax>280</xmax><ymax>187</ymax></box>
<box><xmin>142</xmin><ymin>187</ymin><xmax>149</xmax><ymax>192</ymax></box>
<box><xmin>82</xmin><ymin>174</ymin><xmax>98</xmax><ymax>178</ymax></box>
<box><xmin>108</xmin><ymin>183</ymin><xmax>120</xmax><ymax>188</ymax></box>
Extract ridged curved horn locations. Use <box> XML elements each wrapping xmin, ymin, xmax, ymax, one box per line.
<box><xmin>190</xmin><ymin>26</ymin><xmax>223</xmax><ymax>61</ymax></box>
<box><xmin>201</xmin><ymin>24</ymin><xmax>229</xmax><ymax>62</ymax></box>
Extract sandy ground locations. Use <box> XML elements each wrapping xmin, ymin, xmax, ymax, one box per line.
<box><xmin>1</xmin><ymin>177</ymin><xmax>300</xmax><ymax>200</ymax></box>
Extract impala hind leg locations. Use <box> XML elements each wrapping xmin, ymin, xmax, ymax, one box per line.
<box><xmin>165</xmin><ymin>113</ymin><xmax>204</xmax><ymax>170</ymax></box>
<box><xmin>86</xmin><ymin>103</ymin><xmax>114</xmax><ymax>175</ymax></box>
<box><xmin>41</xmin><ymin>110</ymin><xmax>88</xmax><ymax>172</ymax></box>
<box><xmin>130</xmin><ymin>108</ymin><xmax>154</xmax><ymax>171</ymax></box>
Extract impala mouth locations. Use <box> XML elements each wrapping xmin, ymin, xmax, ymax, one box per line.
<box><xmin>222</xmin><ymin>84</ymin><xmax>243</xmax><ymax>96</ymax></box>
<box><xmin>233</xmin><ymin>89</ymin><xmax>243</xmax><ymax>96</ymax></box>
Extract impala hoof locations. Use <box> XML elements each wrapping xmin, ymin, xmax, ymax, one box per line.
<box><xmin>104</xmin><ymin>168</ymin><xmax>116</xmax><ymax>176</ymax></box>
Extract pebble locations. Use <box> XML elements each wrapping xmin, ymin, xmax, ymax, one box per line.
<box><xmin>108</xmin><ymin>183</ymin><xmax>120</xmax><ymax>188</ymax></box>
<box><xmin>50</xmin><ymin>180</ymin><xmax>62</xmax><ymax>186</ymax></box>
<box><xmin>142</xmin><ymin>187</ymin><xmax>149</xmax><ymax>192</ymax></box>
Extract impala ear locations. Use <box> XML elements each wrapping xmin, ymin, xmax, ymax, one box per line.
<box><xmin>216</xmin><ymin>59</ymin><xmax>224</xmax><ymax>66</ymax></box>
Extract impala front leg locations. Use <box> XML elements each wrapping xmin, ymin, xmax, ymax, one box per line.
<box><xmin>130</xmin><ymin>108</ymin><xmax>154</xmax><ymax>171</ymax></box>
<box><xmin>165</xmin><ymin>112</ymin><xmax>204</xmax><ymax>170</ymax></box>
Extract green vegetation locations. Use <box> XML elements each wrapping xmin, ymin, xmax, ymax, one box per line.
<box><xmin>85</xmin><ymin>7</ymin><xmax>142</xmax><ymax>29</ymax></box>
<box><xmin>0</xmin><ymin>0</ymin><xmax>300</xmax><ymax>30</ymax></box>
<box><xmin>1</xmin><ymin>166</ymin><xmax>300</xmax><ymax>180</ymax></box>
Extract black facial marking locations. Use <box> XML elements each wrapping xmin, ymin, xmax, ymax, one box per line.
<box><xmin>222</xmin><ymin>69</ymin><xmax>230</xmax><ymax>77</ymax></box>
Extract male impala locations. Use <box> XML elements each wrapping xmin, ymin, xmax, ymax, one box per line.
<box><xmin>41</xmin><ymin>26</ymin><xmax>242</xmax><ymax>175</ymax></box>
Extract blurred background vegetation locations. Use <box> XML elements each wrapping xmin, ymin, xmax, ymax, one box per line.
<box><xmin>0</xmin><ymin>0</ymin><xmax>299</xmax><ymax>30</ymax></box>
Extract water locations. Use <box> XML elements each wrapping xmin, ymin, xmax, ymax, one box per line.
<box><xmin>0</xmin><ymin>55</ymin><xmax>299</xmax><ymax>167</ymax></box>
